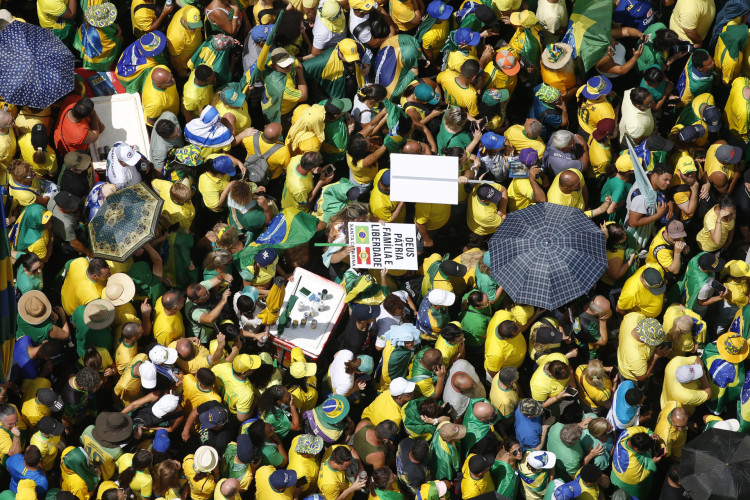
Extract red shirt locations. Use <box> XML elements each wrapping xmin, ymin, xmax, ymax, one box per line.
<box><xmin>54</xmin><ymin>95</ymin><xmax>91</xmax><ymax>154</ymax></box>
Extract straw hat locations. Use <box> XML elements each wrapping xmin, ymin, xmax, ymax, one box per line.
<box><xmin>541</xmin><ymin>43</ymin><xmax>573</xmax><ymax>70</ymax></box>
<box><xmin>193</xmin><ymin>446</ymin><xmax>219</xmax><ymax>472</ymax></box>
<box><xmin>102</xmin><ymin>273</ymin><xmax>135</xmax><ymax>306</ymax></box>
<box><xmin>85</xmin><ymin>2</ymin><xmax>117</xmax><ymax>28</ymax></box>
<box><xmin>18</xmin><ymin>291</ymin><xmax>51</xmax><ymax>325</ymax></box>
<box><xmin>717</xmin><ymin>333</ymin><xmax>749</xmax><ymax>364</ymax></box>
<box><xmin>83</xmin><ymin>299</ymin><xmax>116</xmax><ymax>330</ymax></box>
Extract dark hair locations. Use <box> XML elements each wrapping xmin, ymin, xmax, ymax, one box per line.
<box><xmin>605</xmin><ymin>223</ymin><xmax>627</xmax><ymax>252</ymax></box>
<box><xmin>330</xmin><ymin>446</ymin><xmax>353</xmax><ymax>464</ymax></box>
<box><xmin>237</xmin><ymin>295</ymin><xmax>255</xmax><ymax>317</ymax></box>
<box><xmin>347</xmin><ymin>133</ymin><xmax>370</xmax><ymax>161</ymax></box>
<box><xmin>17</xmin><ymin>252</ymin><xmax>41</xmax><ymax>273</ymax></box>
<box><xmin>461</xmin><ymin>59</ymin><xmax>480</xmax><ymax>78</ymax></box>
<box><xmin>247</xmin><ymin>363</ymin><xmax>276</xmax><ymax>391</ymax></box>
<box><xmin>719</xmin><ymin>195</ymin><xmax>736</xmax><ymax>210</ymax></box>
<box><xmin>397</xmin><ymin>115</ymin><xmax>414</xmax><ymax>136</ymax></box>
<box><xmin>651</xmin><ymin>163</ymin><xmax>673</xmax><ymax>177</ymax></box>
<box><xmin>75</xmin><ymin>367</ymin><xmax>101</xmax><ymax>393</ymax></box>
<box><xmin>272</xmin><ymin>9</ymin><xmax>303</xmax><ymax>47</ymax></box>
<box><xmin>196</xmin><ymin>367</ymin><xmax>216</xmax><ymax>388</ymax></box>
<box><xmin>72</xmin><ymin>98</ymin><xmax>95</xmax><ymax>120</ymax></box>
<box><xmin>24</xmin><ymin>445</ymin><xmax>41</xmax><ymax>467</ymax></box>
<box><xmin>121</xmin><ymin>322</ymin><xmax>141</xmax><ymax>340</ymax></box>
<box><xmin>629</xmin><ymin>432</ymin><xmax>653</xmax><ymax>452</ymax></box>
<box><xmin>374</xmin><ymin>420</ymin><xmax>399</xmax><ymax>440</ymax></box>
<box><xmin>442</xmin><ymin>146</ymin><xmax>464</xmax><ymax>158</ymax></box>
<box><xmin>155</xmin><ymin>119</ymin><xmax>177</xmax><ymax>140</ymax></box>
<box><xmin>247</xmin><ymin>419</ymin><xmax>267</xmax><ymax>447</ymax></box>
<box><xmin>644</xmin><ymin>67</ymin><xmax>665</xmax><ymax>86</ymax></box>
<box><xmin>300</xmin><ymin>152</ymin><xmax>323</xmax><ymax>170</ymax></box>
<box><xmin>630</xmin><ymin>87</ymin><xmax>652</xmax><ymax>107</ymax></box>
<box><xmin>548</xmin><ymin>360</ymin><xmax>570</xmax><ymax>380</ymax></box>
<box><xmin>502</xmin><ymin>437</ymin><xmax>520</xmax><ymax>452</ymax></box>
<box><xmin>344</xmin><ymin>357</ymin><xmax>361</xmax><ymax>374</ymax></box>
<box><xmin>258</xmin><ymin>385</ymin><xmax>286</xmax><ymax>417</ymax></box>
<box><xmin>417</xmin><ymin>398</ymin><xmax>440</xmax><ymax>418</ymax></box>
<box><xmin>88</xmin><ymin>258</ymin><xmax>109</xmax><ymax>277</ymax></box>
<box><xmin>195</xmin><ymin>64</ymin><xmax>214</xmax><ymax>83</ymax></box>
<box><xmin>653</xmin><ymin>29</ymin><xmax>679</xmax><ymax>52</ymax></box>
<box><xmin>467</xmin><ymin>290</ymin><xmax>487</xmax><ymax>308</ymax></box>
<box><xmin>411</xmin><ymin>439</ymin><xmax>429</xmax><ymax>461</ymax></box>
<box><xmin>101</xmin><ymin>489</ymin><xmax>122</xmax><ymax>500</ymax></box>
<box><xmin>667</xmin><ymin>462</ymin><xmax>681</xmax><ymax>483</ymax></box>
<box><xmin>498</xmin><ymin>320</ymin><xmax>519</xmax><ymax>339</ymax></box>
<box><xmin>382</xmin><ymin>294</ymin><xmax>404</xmax><ymax>315</ymax></box>
<box><xmin>625</xmin><ymin>387</ymin><xmax>644</xmax><ymax>406</ymax></box>
<box><xmin>133</xmin><ymin>449</ymin><xmax>152</xmax><ymax>470</ymax></box>
<box><xmin>358</xmin><ymin>84</ymin><xmax>387</xmax><ymax>102</ymax></box>
<box><xmin>82</xmin><ymin>346</ymin><xmax>103</xmax><ymax>370</ymax></box>
<box><xmin>692</xmin><ymin>49</ymin><xmax>711</xmax><ymax>68</ymax></box>
<box><xmin>440</xmin><ymin>322</ymin><xmax>464</xmax><ymax>342</ymax></box>
<box><xmin>162</xmin><ymin>290</ymin><xmax>185</xmax><ymax>310</ymax></box>
<box><xmin>370</xmin><ymin>467</ymin><xmax>392</xmax><ymax>493</ymax></box>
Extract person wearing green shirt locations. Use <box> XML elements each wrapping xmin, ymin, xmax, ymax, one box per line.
<box><xmin>17</xmin><ymin>290</ymin><xmax>69</xmax><ymax>343</ymax></box>
<box><xmin>601</xmin><ymin>157</ymin><xmax>634</xmax><ymax>223</ymax></box>
<box><xmin>461</xmin><ymin>399</ymin><xmax>500</xmax><ymax>456</ymax></box>
<box><xmin>15</xmin><ymin>253</ymin><xmax>43</xmax><ymax>295</ymax></box>
<box><xmin>430</xmin><ymin>422</ymin><xmax>465</xmax><ymax>480</ymax></box>
<box><xmin>71</xmin><ymin>300</ymin><xmax>115</xmax><ymax>358</ymax></box>
<box><xmin>312</xmin><ymin>178</ymin><xmax>360</xmax><ymax>229</ymax></box>
<box><xmin>491</xmin><ymin>438</ymin><xmax>522</xmax><ymax>499</ymax></box>
<box><xmin>257</xmin><ymin>386</ymin><xmax>300</xmax><ymax>439</ymax></box>
<box><xmin>458</xmin><ymin>290</ymin><xmax>492</xmax><ymax>374</ymax></box>
<box><xmin>321</xmin><ymin>99</ymin><xmax>352</xmax><ymax>165</ymax></box>
<box><xmin>545</xmin><ymin>422</ymin><xmax>586</xmax><ymax>482</ymax></box>
<box><xmin>636</xmin><ymin>23</ymin><xmax>673</xmax><ymax>72</ymax></box>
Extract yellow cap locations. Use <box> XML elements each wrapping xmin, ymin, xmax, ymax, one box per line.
<box><xmin>676</xmin><ymin>156</ymin><xmax>697</xmax><ymax>175</ymax></box>
<box><xmin>182</xmin><ymin>5</ymin><xmax>203</xmax><ymax>28</ymax></box>
<box><xmin>232</xmin><ymin>354</ymin><xmax>262</xmax><ymax>373</ymax></box>
<box><xmin>510</xmin><ymin>10</ymin><xmax>538</xmax><ymax>28</ymax></box>
<box><xmin>337</xmin><ymin>39</ymin><xmax>360</xmax><ymax>62</ymax></box>
<box><xmin>615</xmin><ymin>153</ymin><xmax>635</xmax><ymax>173</ymax></box>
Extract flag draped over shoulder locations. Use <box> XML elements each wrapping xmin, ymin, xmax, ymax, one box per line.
<box><xmin>561</xmin><ymin>0</ymin><xmax>613</xmax><ymax>72</ymax></box>
<box><xmin>373</xmin><ymin>35</ymin><xmax>420</xmax><ymax>100</ymax></box>
<box><xmin>0</xmin><ymin>202</ymin><xmax>15</xmax><ymax>382</ymax></box>
<box><xmin>238</xmin><ymin>208</ymin><xmax>319</xmax><ymax>270</ymax></box>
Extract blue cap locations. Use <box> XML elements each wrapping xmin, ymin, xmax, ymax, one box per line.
<box><xmin>351</xmin><ymin>303</ymin><xmax>380</xmax><ymax>321</ymax></box>
<box><xmin>455</xmin><ymin>28</ymin><xmax>480</xmax><ymax>46</ymax></box>
<box><xmin>270</xmin><ymin>470</ymin><xmax>298</xmax><ymax>490</ymax></box>
<box><xmin>481</xmin><ymin>132</ymin><xmax>505</xmax><ymax>150</ymax></box>
<box><xmin>380</xmin><ymin>170</ymin><xmax>391</xmax><ymax>187</ymax></box>
<box><xmin>236</xmin><ymin>434</ymin><xmax>255</xmax><ymax>463</ymax></box>
<box><xmin>212</xmin><ymin>155</ymin><xmax>236</xmax><ymax>175</ymax></box>
<box><xmin>152</xmin><ymin>429</ymin><xmax>170</xmax><ymax>453</ymax></box>
<box><xmin>627</xmin><ymin>0</ymin><xmax>652</xmax><ymax>19</ymax></box>
<box><xmin>357</xmin><ymin>355</ymin><xmax>374</xmax><ymax>374</ymax></box>
<box><xmin>254</xmin><ymin>248</ymin><xmax>278</xmax><ymax>267</ymax></box>
<box><xmin>427</xmin><ymin>0</ymin><xmax>453</xmax><ymax>20</ymax></box>
<box><xmin>251</xmin><ymin>24</ymin><xmax>272</xmax><ymax>42</ymax></box>
<box><xmin>414</xmin><ymin>83</ymin><xmax>441</xmax><ymax>105</ymax></box>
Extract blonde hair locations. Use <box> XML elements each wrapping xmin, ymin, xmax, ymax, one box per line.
<box><xmin>585</xmin><ymin>359</ymin><xmax>606</xmax><ymax>389</ymax></box>
<box><xmin>442</xmin><ymin>106</ymin><xmax>467</xmax><ymax>130</ymax></box>
<box><xmin>203</xmin><ymin>248</ymin><xmax>233</xmax><ymax>271</ymax></box>
<box><xmin>170</xmin><ymin>182</ymin><xmax>192</xmax><ymax>204</ymax></box>
<box><xmin>588</xmin><ymin>417</ymin><xmax>609</xmax><ymax>438</ymax></box>
<box><xmin>8</xmin><ymin>159</ymin><xmax>31</xmax><ymax>182</ymax></box>
<box><xmin>669</xmin><ymin>315</ymin><xmax>694</xmax><ymax>340</ymax></box>
<box><xmin>101</xmin><ymin>184</ymin><xmax>118</xmax><ymax>198</ymax></box>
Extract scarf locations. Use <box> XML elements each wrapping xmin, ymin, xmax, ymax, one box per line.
<box><xmin>80</xmin><ymin>24</ymin><xmax>104</xmax><ymax>58</ymax></box>
<box><xmin>185</xmin><ymin>106</ymin><xmax>233</xmax><ymax>148</ymax></box>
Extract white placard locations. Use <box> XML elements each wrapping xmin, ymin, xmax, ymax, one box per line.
<box><xmin>348</xmin><ymin>222</ymin><xmax>418</xmax><ymax>270</ymax></box>
<box><xmin>89</xmin><ymin>93</ymin><xmax>151</xmax><ymax>169</ymax></box>
<box><xmin>389</xmin><ymin>153</ymin><xmax>459</xmax><ymax>205</ymax></box>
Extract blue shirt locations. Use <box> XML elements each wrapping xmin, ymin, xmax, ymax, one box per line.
<box><xmin>614</xmin><ymin>380</ymin><xmax>638</xmax><ymax>426</ymax></box>
<box><xmin>11</xmin><ymin>336</ymin><xmax>38</xmax><ymax>382</ymax></box>
<box><xmin>514</xmin><ymin>406</ymin><xmax>543</xmax><ymax>451</ymax></box>
<box><xmin>612</xmin><ymin>0</ymin><xmax>655</xmax><ymax>31</ymax></box>
<box><xmin>7</xmin><ymin>453</ymin><xmax>48</xmax><ymax>497</ymax></box>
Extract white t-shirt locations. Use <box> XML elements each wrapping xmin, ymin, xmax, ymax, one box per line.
<box><xmin>351</xmin><ymin>94</ymin><xmax>375</xmax><ymax>124</ymax></box>
<box><xmin>619</xmin><ymin>88</ymin><xmax>655</xmax><ymax>144</ymax></box>
<box><xmin>349</xmin><ymin>11</ymin><xmax>373</xmax><ymax>44</ymax></box>
<box><xmin>330</xmin><ymin>349</ymin><xmax>356</xmax><ymax>396</ymax></box>
<box><xmin>536</xmin><ymin>0</ymin><xmax>568</xmax><ymax>35</ymax></box>
<box><xmin>441</xmin><ymin>360</ymin><xmax>486</xmax><ymax>419</ymax></box>
<box><xmin>312</xmin><ymin>16</ymin><xmax>346</xmax><ymax>51</ymax></box>
<box><xmin>374</xmin><ymin>291</ymin><xmax>409</xmax><ymax>348</ymax></box>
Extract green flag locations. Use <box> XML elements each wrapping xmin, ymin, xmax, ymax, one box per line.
<box><xmin>561</xmin><ymin>0</ymin><xmax>613</xmax><ymax>72</ymax></box>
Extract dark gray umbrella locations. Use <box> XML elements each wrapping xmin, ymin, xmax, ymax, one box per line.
<box><xmin>680</xmin><ymin>428</ymin><xmax>750</xmax><ymax>500</ymax></box>
<box><xmin>487</xmin><ymin>202</ymin><xmax>606</xmax><ymax>309</ymax></box>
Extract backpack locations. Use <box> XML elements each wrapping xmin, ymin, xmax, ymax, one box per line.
<box><xmin>244</xmin><ymin>133</ymin><xmax>283</xmax><ymax>186</ymax></box>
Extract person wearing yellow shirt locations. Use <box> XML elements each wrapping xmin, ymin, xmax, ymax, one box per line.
<box><xmin>420</xmin><ymin>1</ymin><xmax>452</xmax><ymax>61</ymax></box>
<box><xmin>389</xmin><ymin>0</ymin><xmax>422</xmax><ymax>32</ymax></box>
<box><xmin>482</xmin><ymin>48</ymin><xmax>519</xmax><ymax>97</ymax></box>
<box><xmin>131</xmin><ymin>0</ymin><xmax>174</xmax><ymax>37</ymax></box>
<box><xmin>669</xmin><ymin>0</ymin><xmax>716</xmax><ymax>45</ymax></box>
<box><xmin>115</xmin><ymin>322</ymin><xmax>142</xmax><ymax>374</ymax></box>
<box><xmin>668</xmin><ymin>155</ymin><xmax>701</xmax><ymax>223</ymax></box>
<box><xmin>437</xmin><ymin>60</ymin><xmax>481</xmax><ymax>117</ymax></box>
<box><xmin>724</xmin><ymin>77</ymin><xmax>750</xmax><ymax>143</ymax></box>
<box><xmin>318</xmin><ymin>445</ymin><xmax>367</xmax><ymax>500</ymax></box>
<box><xmin>198</xmin><ymin>155</ymin><xmax>237</xmax><ymax>213</ymax></box>
<box><xmin>654</xmin><ymin>402</ymin><xmax>688</xmax><ymax>458</ymax></box>
<box><xmin>696</xmin><ymin>200</ymin><xmax>736</xmax><ymax>252</ymax></box>
<box><xmin>167</xmin><ymin>6</ymin><xmax>204</xmax><ymax>78</ymax></box>
<box><xmin>61</xmin><ymin>257</ymin><xmax>110</xmax><ymax>316</ymax></box>
<box><xmin>288</xmin><ymin>434</ymin><xmax>323</xmax><ymax>496</ymax></box>
<box><xmin>151</xmin><ymin>179</ymin><xmax>195</xmax><ymax>230</ymax></box>
<box><xmin>116</xmin><ymin>450</ymin><xmax>154</xmax><ymax>500</ymax></box>
<box><xmin>586</xmin><ymin>119</ymin><xmax>615</xmax><ymax>180</ymax></box>
<box><xmin>467</xmin><ymin>183</ymin><xmax>506</xmax><ymax>248</ymax></box>
<box><xmin>215</xmin><ymin>87</ymin><xmax>252</xmax><ymax>133</ymax></box>
<box><xmin>575</xmin><ymin>76</ymin><xmax>615</xmax><ymax>138</ymax></box>
<box><xmin>142</xmin><ymin>66</ymin><xmax>180</xmax><ymax>127</ymax></box>
<box><xmin>547</xmin><ymin>169</ymin><xmax>612</xmax><ymax>218</ymax></box>
<box><xmin>114</xmin><ymin>354</ymin><xmax>150</xmax><ymax>405</ymax></box>
<box><xmin>461</xmin><ymin>453</ymin><xmax>495</xmax><ymax>498</ymax></box>
<box><xmin>414</xmin><ymin>201</ymin><xmax>451</xmax><ymax>249</ymax></box>
<box><xmin>575</xmin><ymin>360</ymin><xmax>613</xmax><ymax>411</ymax></box>
<box><xmin>529</xmin><ymin>352</ymin><xmax>572</xmax><ymax>409</ymax></box>
<box><xmin>369</xmin><ymin>170</ymin><xmax>405</xmax><ymax>223</ymax></box>
<box><xmin>361</xmin><ymin>377</ymin><xmax>415</xmax><ymax>428</ymax></box>
<box><xmin>281</xmin><ymin>152</ymin><xmax>333</xmax><ymax>211</ymax></box>
<box><xmin>617</xmin><ymin>314</ymin><xmax>672</xmax><ymax>382</ymax></box>
<box><xmin>37</xmin><ymin>0</ymin><xmax>77</xmax><ymax>44</ymax></box>
<box><xmin>660</xmin><ymin>356</ymin><xmax>711</xmax><ymax>412</ymax></box>
<box><xmin>704</xmin><ymin>142</ymin><xmax>742</xmax><ymax>195</ymax></box>
<box><xmin>20</xmin><ymin>387</ymin><xmax>61</xmax><ymax>430</ymax></box>
<box><xmin>508</xmin><ymin>150</ymin><xmax>547</xmax><ymax>212</ymax></box>
<box><xmin>616</xmin><ymin>264</ymin><xmax>667</xmax><ymax>318</ymax></box>
<box><xmin>18</xmin><ymin>125</ymin><xmax>58</xmax><ymax>178</ymax></box>
<box><xmin>242</xmin><ymin>123</ymin><xmax>291</xmax><ymax>182</ymax></box>
<box><xmin>183</xmin><ymin>447</ymin><xmax>218</xmax><ymax>500</ymax></box>
<box><xmin>485</xmin><ymin>318</ymin><xmax>526</xmax><ymax>381</ymax></box>
<box><xmin>646</xmin><ymin>220</ymin><xmax>688</xmax><ymax>276</ymax></box>
<box><xmin>183</xmin><ymin>65</ymin><xmax>215</xmax><ymax>122</ymax></box>
<box><xmin>346</xmin><ymin>134</ymin><xmax>387</xmax><ymax>195</ymax></box>
<box><xmin>504</xmin><ymin>119</ymin><xmax>546</xmax><ymax>156</ymax></box>
<box><xmin>153</xmin><ymin>290</ymin><xmax>186</xmax><ymax>346</ymax></box>
<box><xmin>212</xmin><ymin>354</ymin><xmax>260</xmax><ymax>420</ymax></box>
<box><xmin>30</xmin><ymin>416</ymin><xmax>64</xmax><ymax>472</ymax></box>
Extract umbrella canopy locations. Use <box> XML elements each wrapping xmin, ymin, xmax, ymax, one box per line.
<box><xmin>89</xmin><ymin>183</ymin><xmax>164</xmax><ymax>262</ymax></box>
<box><xmin>0</xmin><ymin>22</ymin><xmax>75</xmax><ymax>109</ymax></box>
<box><xmin>680</xmin><ymin>428</ymin><xmax>750</xmax><ymax>500</ymax></box>
<box><xmin>487</xmin><ymin>202</ymin><xmax>607</xmax><ymax>309</ymax></box>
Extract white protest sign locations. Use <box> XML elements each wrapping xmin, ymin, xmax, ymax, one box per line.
<box><xmin>89</xmin><ymin>93</ymin><xmax>150</xmax><ymax>168</ymax></box>
<box><xmin>389</xmin><ymin>153</ymin><xmax>459</xmax><ymax>205</ymax></box>
<box><xmin>348</xmin><ymin>222</ymin><xmax>418</xmax><ymax>270</ymax></box>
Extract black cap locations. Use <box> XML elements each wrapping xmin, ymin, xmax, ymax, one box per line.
<box><xmin>477</xmin><ymin>184</ymin><xmax>504</xmax><ymax>205</ymax></box>
<box><xmin>645</xmin><ymin>135</ymin><xmax>673</xmax><ymax>153</ymax></box>
<box><xmin>54</xmin><ymin>191</ymin><xmax>81</xmax><ymax>212</ymax></box>
<box><xmin>536</xmin><ymin>326</ymin><xmax>563</xmax><ymax>344</ymax></box>
<box><xmin>346</xmin><ymin>187</ymin><xmax>360</xmax><ymax>201</ymax></box>
<box><xmin>474</xmin><ymin>5</ymin><xmax>497</xmax><ymax>27</ymax></box>
<box><xmin>37</xmin><ymin>388</ymin><xmax>63</xmax><ymax>411</ymax></box>
<box><xmin>38</xmin><ymin>416</ymin><xmax>65</xmax><ymax>436</ymax></box>
<box><xmin>642</xmin><ymin>267</ymin><xmax>666</xmax><ymax>295</ymax></box>
<box><xmin>439</xmin><ymin>260</ymin><xmax>467</xmax><ymax>277</ymax></box>
<box><xmin>31</xmin><ymin>124</ymin><xmax>47</xmax><ymax>150</ymax></box>
<box><xmin>468</xmin><ymin>454</ymin><xmax>494</xmax><ymax>474</ymax></box>
<box><xmin>698</xmin><ymin>253</ymin><xmax>725</xmax><ymax>273</ymax></box>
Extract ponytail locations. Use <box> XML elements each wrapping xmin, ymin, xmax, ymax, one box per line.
<box><xmin>32</xmin><ymin>147</ymin><xmax>46</xmax><ymax>165</ymax></box>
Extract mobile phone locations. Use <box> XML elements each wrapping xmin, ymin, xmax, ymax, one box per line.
<box><xmin>356</xmin><ymin>374</ymin><xmax>372</xmax><ymax>382</ymax></box>
<box><xmin>659</xmin><ymin>340</ymin><xmax>673</xmax><ymax>350</ymax></box>
<box><xmin>322</xmin><ymin>165</ymin><xmax>335</xmax><ymax>177</ymax></box>
<box><xmin>296</xmin><ymin>476</ymin><xmax>308</xmax><ymax>487</ymax></box>
<box><xmin>167</xmin><ymin>222</ymin><xmax>180</xmax><ymax>233</ymax></box>
<box><xmin>673</xmin><ymin>42</ymin><xmax>694</xmax><ymax>54</ymax></box>
<box><xmin>564</xmin><ymin>387</ymin><xmax>578</xmax><ymax>397</ymax></box>
<box><xmin>710</xmin><ymin>279</ymin><xmax>727</xmax><ymax>294</ymax></box>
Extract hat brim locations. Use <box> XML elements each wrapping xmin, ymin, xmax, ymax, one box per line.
<box><xmin>275</xmin><ymin>57</ymin><xmax>295</xmax><ymax>68</ymax></box>
<box><xmin>706</xmin><ymin>122</ymin><xmax>722</xmax><ymax>133</ymax></box>
<box><xmin>104</xmin><ymin>273</ymin><xmax>136</xmax><ymax>306</ymax></box>
<box><xmin>18</xmin><ymin>291</ymin><xmax>51</xmax><ymax>325</ymax></box>
<box><xmin>186</xmin><ymin>20</ymin><xmax>204</xmax><ymax>28</ymax></box>
<box><xmin>542</xmin><ymin>45</ymin><xmax>573</xmax><ymax>69</ymax></box>
<box><xmin>717</xmin><ymin>334</ymin><xmax>750</xmax><ymax>363</ymax></box>
<box><xmin>317</xmin><ymin>396</ymin><xmax>350</xmax><ymax>424</ymax></box>
<box><xmin>84</xmin><ymin>300</ymin><xmax>117</xmax><ymax>329</ymax></box>
<box><xmin>637</xmin><ymin>329</ymin><xmax>666</xmax><ymax>346</ymax></box>
<box><xmin>501</xmin><ymin>61</ymin><xmax>521</xmax><ymax>76</ymax></box>
<box><xmin>92</xmin><ymin>413</ymin><xmax>133</xmax><ymax>445</ymax></box>
<box><xmin>433</xmin><ymin>7</ymin><xmax>453</xmax><ymax>20</ymax></box>
<box><xmin>140</xmin><ymin>31</ymin><xmax>167</xmax><ymax>56</ymax></box>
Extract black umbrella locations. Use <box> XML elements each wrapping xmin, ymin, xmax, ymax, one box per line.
<box><xmin>680</xmin><ymin>428</ymin><xmax>750</xmax><ymax>500</ymax></box>
<box><xmin>487</xmin><ymin>202</ymin><xmax>606</xmax><ymax>310</ymax></box>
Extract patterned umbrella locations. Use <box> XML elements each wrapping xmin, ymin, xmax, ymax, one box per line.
<box><xmin>89</xmin><ymin>183</ymin><xmax>164</xmax><ymax>262</ymax></box>
<box><xmin>487</xmin><ymin>202</ymin><xmax>607</xmax><ymax>309</ymax></box>
<box><xmin>0</xmin><ymin>22</ymin><xmax>75</xmax><ymax>108</ymax></box>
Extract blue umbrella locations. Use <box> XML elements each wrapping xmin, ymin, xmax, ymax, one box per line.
<box><xmin>0</xmin><ymin>22</ymin><xmax>75</xmax><ymax>109</ymax></box>
<box><xmin>487</xmin><ymin>202</ymin><xmax>607</xmax><ymax>310</ymax></box>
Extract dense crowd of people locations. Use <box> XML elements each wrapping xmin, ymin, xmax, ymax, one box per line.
<box><xmin>0</xmin><ymin>0</ymin><xmax>749</xmax><ymax>498</ymax></box>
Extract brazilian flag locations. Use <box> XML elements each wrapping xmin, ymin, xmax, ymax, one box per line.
<box><xmin>0</xmin><ymin>202</ymin><xmax>14</xmax><ymax>382</ymax></box>
<box><xmin>354</xmin><ymin>225</ymin><xmax>370</xmax><ymax>244</ymax></box>
<box><xmin>561</xmin><ymin>0</ymin><xmax>613</xmax><ymax>72</ymax></box>
<box><xmin>302</xmin><ymin>43</ymin><xmax>365</xmax><ymax>99</ymax></box>
<box><xmin>373</xmin><ymin>35</ymin><xmax>420</xmax><ymax>100</ymax></box>
<box><xmin>238</xmin><ymin>208</ymin><xmax>319</xmax><ymax>271</ymax></box>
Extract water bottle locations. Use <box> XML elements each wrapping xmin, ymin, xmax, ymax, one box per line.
<box><xmin>165</xmin><ymin>0</ymin><xmax>173</xmax><ymax>7</ymax></box>
<box><xmin>308</xmin><ymin>292</ymin><xmax>323</xmax><ymax>314</ymax></box>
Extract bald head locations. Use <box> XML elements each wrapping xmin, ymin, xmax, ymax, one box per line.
<box><xmin>670</xmin><ymin>407</ymin><xmax>688</xmax><ymax>427</ymax></box>
<box><xmin>473</xmin><ymin>402</ymin><xmax>496</xmax><ymax>422</ymax></box>
<box><xmin>402</xmin><ymin>140</ymin><xmax>422</xmax><ymax>155</ymax></box>
<box><xmin>0</xmin><ymin>111</ymin><xmax>11</xmax><ymax>128</ymax></box>
<box><xmin>263</xmin><ymin>123</ymin><xmax>282</xmax><ymax>142</ymax></box>
<box><xmin>452</xmin><ymin>372</ymin><xmax>477</xmax><ymax>394</ymax></box>
<box><xmin>175</xmin><ymin>338</ymin><xmax>194</xmax><ymax>360</ymax></box>
<box><xmin>151</xmin><ymin>68</ymin><xmax>175</xmax><ymax>89</ymax></box>
<box><xmin>587</xmin><ymin>295</ymin><xmax>611</xmax><ymax>315</ymax></box>
<box><xmin>220</xmin><ymin>478</ymin><xmax>239</xmax><ymax>498</ymax></box>
<box><xmin>422</xmin><ymin>349</ymin><xmax>442</xmax><ymax>369</ymax></box>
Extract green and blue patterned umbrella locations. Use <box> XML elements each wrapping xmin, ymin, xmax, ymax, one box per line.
<box><xmin>89</xmin><ymin>183</ymin><xmax>163</xmax><ymax>262</ymax></box>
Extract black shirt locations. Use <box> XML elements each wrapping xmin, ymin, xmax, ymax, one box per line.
<box><xmin>338</xmin><ymin>318</ymin><xmax>370</xmax><ymax>355</ymax></box>
<box><xmin>734</xmin><ymin>184</ymin><xmax>750</xmax><ymax>228</ymax></box>
<box><xmin>659</xmin><ymin>477</ymin><xmax>688</xmax><ymax>500</ymax></box>
<box><xmin>396</xmin><ymin>438</ymin><xmax>430</xmax><ymax>495</ymax></box>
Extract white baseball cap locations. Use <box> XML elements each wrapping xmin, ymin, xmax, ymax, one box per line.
<box><xmin>713</xmin><ymin>418</ymin><xmax>740</xmax><ymax>431</ymax></box>
<box><xmin>140</xmin><ymin>361</ymin><xmax>157</xmax><ymax>389</ymax></box>
<box><xmin>527</xmin><ymin>451</ymin><xmax>556</xmax><ymax>469</ymax></box>
<box><xmin>675</xmin><ymin>363</ymin><xmax>703</xmax><ymax>383</ymax></box>
<box><xmin>427</xmin><ymin>289</ymin><xmax>455</xmax><ymax>307</ymax></box>
<box><xmin>149</xmin><ymin>345</ymin><xmax>178</xmax><ymax>365</ymax></box>
<box><xmin>389</xmin><ymin>377</ymin><xmax>416</xmax><ymax>397</ymax></box>
<box><xmin>116</xmin><ymin>143</ymin><xmax>141</xmax><ymax>166</ymax></box>
<box><xmin>152</xmin><ymin>393</ymin><xmax>180</xmax><ymax>418</ymax></box>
